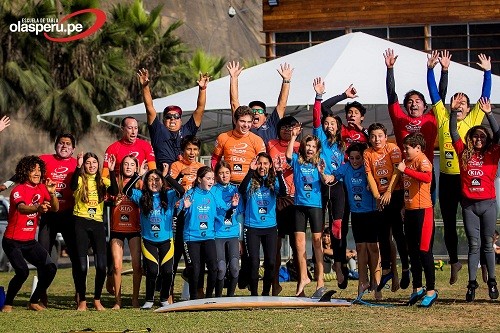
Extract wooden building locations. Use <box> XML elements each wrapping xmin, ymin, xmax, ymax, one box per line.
<box><xmin>262</xmin><ymin>0</ymin><xmax>500</xmax><ymax>74</ymax></box>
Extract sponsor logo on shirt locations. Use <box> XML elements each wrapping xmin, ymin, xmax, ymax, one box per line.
<box><xmin>471</xmin><ymin>179</ymin><xmax>481</xmax><ymax>186</ymax></box>
<box><xmin>352</xmin><ymin>186</ymin><xmax>363</xmax><ymax>193</ymax></box>
<box><xmin>13</xmin><ymin>191</ymin><xmax>20</xmax><ymax>199</ymax></box>
<box><xmin>444</xmin><ymin>142</ymin><xmax>454</xmax><ymax>150</ymax></box>
<box><xmin>404</xmin><ymin>180</ymin><xmax>411</xmax><ymax>188</ymax></box>
<box><xmin>468</xmin><ymin>169</ymin><xmax>484</xmax><ymax>177</ymax></box>
<box><xmin>303</xmin><ymin>184</ymin><xmax>312</xmax><ymax>191</ymax></box>
<box><xmin>353</xmin><ymin>194</ymin><xmax>362</xmax><ymax>201</ymax></box>
<box><xmin>230</xmin><ymin>156</ymin><xmax>246</xmax><ymax>163</ymax></box>
<box><xmin>120</xmin><ymin>214</ymin><xmax>129</xmax><ymax>222</ymax></box>
<box><xmin>258</xmin><ymin>207</ymin><xmax>267</xmax><ymax>214</ymax></box>
<box><xmin>26</xmin><ymin>220</ymin><xmax>34</xmax><ymax>226</ymax></box>
<box><xmin>404</xmin><ymin>189</ymin><xmax>409</xmax><ymax>197</ymax></box>
<box><xmin>120</xmin><ymin>205</ymin><xmax>133</xmax><ymax>213</ymax></box>
<box><xmin>151</xmin><ymin>224</ymin><xmax>160</xmax><ymax>231</ymax></box>
<box><xmin>376</xmin><ymin>169</ymin><xmax>389</xmax><ymax>176</ymax></box>
<box><xmin>379</xmin><ymin>177</ymin><xmax>388</xmax><ymax>186</ymax></box>
<box><xmin>200</xmin><ymin>222</ymin><xmax>208</xmax><ymax>230</ymax></box>
<box><xmin>445</xmin><ymin>151</ymin><xmax>454</xmax><ymax>159</ymax></box>
<box><xmin>257</xmin><ymin>200</ymin><xmax>269</xmax><ymax>206</ymax></box>
<box><xmin>233</xmin><ymin>164</ymin><xmax>242</xmax><ymax>172</ymax></box>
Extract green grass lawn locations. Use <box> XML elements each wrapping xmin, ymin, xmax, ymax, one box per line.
<box><xmin>0</xmin><ymin>263</ymin><xmax>499</xmax><ymax>333</ymax></box>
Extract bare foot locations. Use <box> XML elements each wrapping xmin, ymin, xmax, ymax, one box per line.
<box><xmin>358</xmin><ymin>282</ymin><xmax>371</xmax><ymax>296</ymax></box>
<box><xmin>77</xmin><ymin>301</ymin><xmax>87</xmax><ymax>311</ymax></box>
<box><xmin>272</xmin><ymin>284</ymin><xmax>283</xmax><ymax>296</ymax></box>
<box><xmin>93</xmin><ymin>300</ymin><xmax>106</xmax><ymax>311</ymax></box>
<box><xmin>374</xmin><ymin>290</ymin><xmax>383</xmax><ymax>300</ymax></box>
<box><xmin>27</xmin><ymin>303</ymin><xmax>45</xmax><ymax>311</ymax></box>
<box><xmin>1</xmin><ymin>305</ymin><xmax>13</xmax><ymax>313</ymax></box>
<box><xmin>295</xmin><ymin>277</ymin><xmax>311</xmax><ymax>296</ymax></box>
<box><xmin>167</xmin><ymin>295</ymin><xmax>173</xmax><ymax>305</ymax></box>
<box><xmin>112</xmin><ymin>303</ymin><xmax>121</xmax><ymax>310</ymax></box>
<box><xmin>40</xmin><ymin>291</ymin><xmax>48</xmax><ymax>308</ymax></box>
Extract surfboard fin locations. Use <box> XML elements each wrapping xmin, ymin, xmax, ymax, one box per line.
<box><xmin>318</xmin><ymin>289</ymin><xmax>336</xmax><ymax>302</ymax></box>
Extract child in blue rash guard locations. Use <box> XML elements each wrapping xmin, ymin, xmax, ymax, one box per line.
<box><xmin>312</xmin><ymin>77</ymin><xmax>348</xmax><ymax>289</ymax></box>
<box><xmin>180</xmin><ymin>166</ymin><xmax>239</xmax><ymax>300</ymax></box>
<box><xmin>286</xmin><ymin>126</ymin><xmax>329</xmax><ymax>297</ymax></box>
<box><xmin>123</xmin><ymin>165</ymin><xmax>184</xmax><ymax>309</ymax></box>
<box><xmin>332</xmin><ymin>143</ymin><xmax>381</xmax><ymax>297</ymax></box>
<box><xmin>213</xmin><ymin>161</ymin><xmax>244</xmax><ymax>297</ymax></box>
<box><xmin>238</xmin><ymin>152</ymin><xmax>287</xmax><ymax>296</ymax></box>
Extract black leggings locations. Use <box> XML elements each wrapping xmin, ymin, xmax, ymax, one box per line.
<box><xmin>73</xmin><ymin>216</ymin><xmax>107</xmax><ymax>302</ymax></box>
<box><xmin>184</xmin><ymin>240</ymin><xmax>217</xmax><ymax>300</ymax></box>
<box><xmin>322</xmin><ymin>182</ymin><xmax>346</xmax><ymax>264</ymax></box>
<box><xmin>378</xmin><ymin>190</ymin><xmax>409</xmax><ymax>271</ymax></box>
<box><xmin>142</xmin><ymin>238</ymin><xmax>174</xmax><ymax>302</ymax></box>
<box><xmin>172</xmin><ymin>214</ymin><xmax>186</xmax><ymax>290</ymax></box>
<box><xmin>405</xmin><ymin>208</ymin><xmax>435</xmax><ymax>291</ymax></box>
<box><xmin>244</xmin><ymin>226</ymin><xmax>278</xmax><ymax>296</ymax></box>
<box><xmin>2</xmin><ymin>238</ymin><xmax>57</xmax><ymax>305</ymax></box>
<box><xmin>438</xmin><ymin>173</ymin><xmax>462</xmax><ymax>264</ymax></box>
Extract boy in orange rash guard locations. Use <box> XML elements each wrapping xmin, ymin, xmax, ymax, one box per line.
<box><xmin>170</xmin><ymin>136</ymin><xmax>205</xmax><ymax>191</ymax></box>
<box><xmin>397</xmin><ymin>133</ymin><xmax>437</xmax><ymax>307</ymax></box>
<box><xmin>364</xmin><ymin>123</ymin><xmax>409</xmax><ymax>292</ymax></box>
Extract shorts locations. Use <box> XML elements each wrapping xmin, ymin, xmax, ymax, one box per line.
<box><xmin>294</xmin><ymin>206</ymin><xmax>323</xmax><ymax>234</ymax></box>
<box><xmin>351</xmin><ymin>211</ymin><xmax>380</xmax><ymax>243</ymax></box>
<box><xmin>110</xmin><ymin>231</ymin><xmax>141</xmax><ymax>242</ymax></box>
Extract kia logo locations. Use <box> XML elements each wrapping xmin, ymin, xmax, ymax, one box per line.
<box><xmin>376</xmin><ymin>169</ymin><xmax>389</xmax><ymax>176</ymax></box>
<box><xmin>198</xmin><ymin>214</ymin><xmax>208</xmax><ymax>220</ymax></box>
<box><xmin>56</xmin><ymin>183</ymin><xmax>66</xmax><ymax>189</ymax></box>
<box><xmin>119</xmin><ymin>205</ymin><xmax>133</xmax><ymax>213</ymax></box>
<box><xmin>468</xmin><ymin>169</ymin><xmax>484</xmax><ymax>177</ymax></box>
<box><xmin>444</xmin><ymin>143</ymin><xmax>454</xmax><ymax>150</ymax></box>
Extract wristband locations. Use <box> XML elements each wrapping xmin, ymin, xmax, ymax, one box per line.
<box><xmin>315</xmin><ymin>93</ymin><xmax>323</xmax><ymax>100</ymax></box>
<box><xmin>283</xmin><ymin>79</ymin><xmax>291</xmax><ymax>84</ymax></box>
<box><xmin>3</xmin><ymin>180</ymin><xmax>14</xmax><ymax>188</ymax></box>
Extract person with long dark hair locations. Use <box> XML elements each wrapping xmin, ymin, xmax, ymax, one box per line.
<box><xmin>450</xmin><ymin>95</ymin><xmax>499</xmax><ymax>302</ymax></box>
<box><xmin>123</xmin><ymin>164</ymin><xmax>184</xmax><ymax>309</ymax></box>
<box><xmin>239</xmin><ymin>153</ymin><xmax>286</xmax><ymax>296</ymax></box>
<box><xmin>71</xmin><ymin>152</ymin><xmax>118</xmax><ymax>311</ymax></box>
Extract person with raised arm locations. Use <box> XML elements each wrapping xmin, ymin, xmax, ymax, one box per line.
<box><xmin>428</xmin><ymin>52</ymin><xmax>492</xmax><ymax>285</ymax></box>
<box><xmin>227</xmin><ymin>61</ymin><xmax>294</xmax><ymax>144</ymax></box>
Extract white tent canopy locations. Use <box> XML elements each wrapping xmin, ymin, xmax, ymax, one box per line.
<box><xmin>98</xmin><ymin>32</ymin><xmax>500</xmax><ymax>141</ymax></box>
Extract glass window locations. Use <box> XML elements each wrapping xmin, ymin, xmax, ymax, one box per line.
<box><xmin>431</xmin><ymin>25</ymin><xmax>468</xmax><ymax>63</ymax></box>
<box><xmin>311</xmin><ymin>30</ymin><xmax>344</xmax><ymax>43</ymax></box>
<box><xmin>275</xmin><ymin>32</ymin><xmax>309</xmax><ymax>57</ymax></box>
<box><xmin>389</xmin><ymin>27</ymin><xmax>425</xmax><ymax>50</ymax></box>
<box><xmin>352</xmin><ymin>27</ymin><xmax>388</xmax><ymax>39</ymax></box>
<box><xmin>469</xmin><ymin>24</ymin><xmax>500</xmax><ymax>75</ymax></box>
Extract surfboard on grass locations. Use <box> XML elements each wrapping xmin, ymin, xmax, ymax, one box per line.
<box><xmin>154</xmin><ymin>290</ymin><xmax>351</xmax><ymax>312</ymax></box>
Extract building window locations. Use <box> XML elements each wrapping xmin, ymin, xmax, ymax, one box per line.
<box><xmin>389</xmin><ymin>26</ymin><xmax>425</xmax><ymax>51</ymax></box>
<box><xmin>352</xmin><ymin>27</ymin><xmax>388</xmax><ymax>39</ymax></box>
<box><xmin>430</xmin><ymin>25</ymin><xmax>468</xmax><ymax>63</ymax></box>
<box><xmin>469</xmin><ymin>23</ymin><xmax>500</xmax><ymax>75</ymax></box>
<box><xmin>311</xmin><ymin>30</ymin><xmax>344</xmax><ymax>43</ymax></box>
<box><xmin>275</xmin><ymin>32</ymin><xmax>309</xmax><ymax>57</ymax></box>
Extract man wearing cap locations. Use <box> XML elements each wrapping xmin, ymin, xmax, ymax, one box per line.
<box><xmin>137</xmin><ymin>68</ymin><xmax>210</xmax><ymax>167</ymax></box>
<box><xmin>227</xmin><ymin>61</ymin><xmax>294</xmax><ymax>144</ymax></box>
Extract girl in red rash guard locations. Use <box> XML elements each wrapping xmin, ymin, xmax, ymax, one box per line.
<box><xmin>450</xmin><ymin>95</ymin><xmax>500</xmax><ymax>302</ymax></box>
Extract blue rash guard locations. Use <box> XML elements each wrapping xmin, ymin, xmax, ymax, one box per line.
<box><xmin>213</xmin><ymin>183</ymin><xmax>244</xmax><ymax>239</ymax></box>
<box><xmin>180</xmin><ymin>187</ymin><xmax>229</xmax><ymax>242</ymax></box>
<box><xmin>288</xmin><ymin>153</ymin><xmax>322</xmax><ymax>208</ymax></box>
<box><xmin>313</xmin><ymin>126</ymin><xmax>344</xmax><ymax>175</ymax></box>
<box><xmin>240</xmin><ymin>177</ymin><xmax>281</xmax><ymax>229</ymax></box>
<box><xmin>129</xmin><ymin>188</ymin><xmax>178</xmax><ymax>242</ymax></box>
<box><xmin>333</xmin><ymin>163</ymin><xmax>377</xmax><ymax>213</ymax></box>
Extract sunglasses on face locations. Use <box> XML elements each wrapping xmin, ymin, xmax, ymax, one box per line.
<box><xmin>252</xmin><ymin>108</ymin><xmax>265</xmax><ymax>114</ymax></box>
<box><xmin>164</xmin><ymin>113</ymin><xmax>181</xmax><ymax>120</ymax></box>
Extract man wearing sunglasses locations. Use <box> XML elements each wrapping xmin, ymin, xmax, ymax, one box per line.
<box><xmin>227</xmin><ymin>61</ymin><xmax>294</xmax><ymax>144</ymax></box>
<box><xmin>137</xmin><ymin>68</ymin><xmax>210</xmax><ymax>168</ymax></box>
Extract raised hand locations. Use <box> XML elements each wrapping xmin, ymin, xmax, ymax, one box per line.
<box><xmin>249</xmin><ymin>157</ymin><xmax>258</xmax><ymax>170</ymax></box>
<box><xmin>183</xmin><ymin>195</ymin><xmax>192</xmax><ymax>209</ymax></box>
<box><xmin>107</xmin><ymin>154</ymin><xmax>116</xmax><ymax>172</ymax></box>
<box><xmin>344</xmin><ymin>84</ymin><xmax>358</xmax><ymax>99</ymax></box>
<box><xmin>162</xmin><ymin>163</ymin><xmax>170</xmax><ymax>178</ymax></box>
<box><xmin>396</xmin><ymin>160</ymin><xmax>406</xmax><ymax>173</ymax></box>
<box><xmin>137</xmin><ymin>68</ymin><xmax>150</xmax><ymax>87</ymax></box>
<box><xmin>277</xmin><ymin>62</ymin><xmax>294</xmax><ymax>81</ymax></box>
<box><xmin>227</xmin><ymin>61</ymin><xmax>244</xmax><ymax>78</ymax></box>
<box><xmin>0</xmin><ymin>116</ymin><xmax>11</xmax><ymax>133</ymax></box>
<box><xmin>427</xmin><ymin>50</ymin><xmax>439</xmax><ymax>69</ymax></box>
<box><xmin>231</xmin><ymin>193</ymin><xmax>240</xmax><ymax>206</ymax></box>
<box><xmin>318</xmin><ymin>159</ymin><xmax>326</xmax><ymax>174</ymax></box>
<box><xmin>45</xmin><ymin>178</ymin><xmax>57</xmax><ymax>194</ymax></box>
<box><xmin>384</xmin><ymin>48</ymin><xmax>398</xmax><ymax>68</ymax></box>
<box><xmin>451</xmin><ymin>93</ymin><xmax>466</xmax><ymax>110</ymax></box>
<box><xmin>439</xmin><ymin>50</ymin><xmax>452</xmax><ymax>70</ymax></box>
<box><xmin>139</xmin><ymin>160</ymin><xmax>148</xmax><ymax>176</ymax></box>
<box><xmin>37</xmin><ymin>201</ymin><xmax>51</xmax><ymax>213</ymax></box>
<box><xmin>478</xmin><ymin>97</ymin><xmax>492</xmax><ymax>114</ymax></box>
<box><xmin>477</xmin><ymin>53</ymin><xmax>492</xmax><ymax>71</ymax></box>
<box><xmin>77</xmin><ymin>152</ymin><xmax>84</xmax><ymax>167</ymax></box>
<box><xmin>313</xmin><ymin>77</ymin><xmax>325</xmax><ymax>95</ymax></box>
<box><xmin>275</xmin><ymin>156</ymin><xmax>283</xmax><ymax>172</ymax></box>
<box><xmin>197</xmin><ymin>72</ymin><xmax>210</xmax><ymax>89</ymax></box>
<box><xmin>290</xmin><ymin>123</ymin><xmax>302</xmax><ymax>138</ymax></box>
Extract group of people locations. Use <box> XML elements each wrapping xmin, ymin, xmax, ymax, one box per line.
<box><xmin>0</xmin><ymin>48</ymin><xmax>498</xmax><ymax>312</ymax></box>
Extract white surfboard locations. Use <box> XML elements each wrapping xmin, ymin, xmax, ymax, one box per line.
<box><xmin>154</xmin><ymin>291</ymin><xmax>351</xmax><ymax>312</ymax></box>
